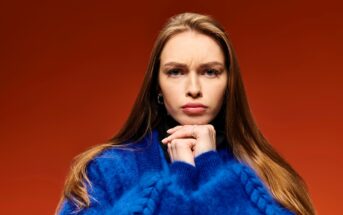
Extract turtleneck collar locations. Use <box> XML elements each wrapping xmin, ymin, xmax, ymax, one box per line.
<box><xmin>156</xmin><ymin>111</ymin><xmax>229</xmax><ymax>163</ymax></box>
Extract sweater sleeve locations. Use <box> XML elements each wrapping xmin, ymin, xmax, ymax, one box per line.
<box><xmin>57</xmin><ymin>157</ymin><xmax>196</xmax><ymax>215</ymax></box>
<box><xmin>154</xmin><ymin>161</ymin><xmax>197</xmax><ymax>215</ymax></box>
<box><xmin>192</xmin><ymin>151</ymin><xmax>295</xmax><ymax>215</ymax></box>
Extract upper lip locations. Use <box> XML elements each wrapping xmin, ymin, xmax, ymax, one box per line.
<box><xmin>181</xmin><ymin>103</ymin><xmax>208</xmax><ymax>108</ymax></box>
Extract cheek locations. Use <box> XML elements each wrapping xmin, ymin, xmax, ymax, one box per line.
<box><xmin>207</xmin><ymin>82</ymin><xmax>227</xmax><ymax>107</ymax></box>
<box><xmin>161</xmin><ymin>85</ymin><xmax>182</xmax><ymax>109</ymax></box>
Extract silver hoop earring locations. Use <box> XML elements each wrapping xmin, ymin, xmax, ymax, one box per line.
<box><xmin>157</xmin><ymin>93</ymin><xmax>164</xmax><ymax>105</ymax></box>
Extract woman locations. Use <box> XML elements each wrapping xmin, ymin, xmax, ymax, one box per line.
<box><xmin>56</xmin><ymin>12</ymin><xmax>315</xmax><ymax>215</ymax></box>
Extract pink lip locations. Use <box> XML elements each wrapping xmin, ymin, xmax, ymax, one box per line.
<box><xmin>181</xmin><ymin>103</ymin><xmax>208</xmax><ymax>108</ymax></box>
<box><xmin>181</xmin><ymin>103</ymin><xmax>208</xmax><ymax>115</ymax></box>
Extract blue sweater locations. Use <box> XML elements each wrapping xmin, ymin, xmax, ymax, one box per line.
<box><xmin>58</xmin><ymin>129</ymin><xmax>294</xmax><ymax>215</ymax></box>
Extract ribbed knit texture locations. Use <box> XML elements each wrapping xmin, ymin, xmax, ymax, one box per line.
<box><xmin>58</xmin><ymin>129</ymin><xmax>295</xmax><ymax>215</ymax></box>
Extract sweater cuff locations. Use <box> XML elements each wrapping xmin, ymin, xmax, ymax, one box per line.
<box><xmin>195</xmin><ymin>151</ymin><xmax>224</xmax><ymax>183</ymax></box>
<box><xmin>169</xmin><ymin>161</ymin><xmax>197</xmax><ymax>190</ymax></box>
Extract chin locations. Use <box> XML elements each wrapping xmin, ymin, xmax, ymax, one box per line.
<box><xmin>175</xmin><ymin>115</ymin><xmax>213</xmax><ymax>125</ymax></box>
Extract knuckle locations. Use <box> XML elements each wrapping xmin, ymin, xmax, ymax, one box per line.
<box><xmin>175</xmin><ymin>140</ymin><xmax>184</xmax><ymax>147</ymax></box>
<box><xmin>170</xmin><ymin>141</ymin><xmax>177</xmax><ymax>149</ymax></box>
<box><xmin>206</xmin><ymin>124</ymin><xmax>215</xmax><ymax>133</ymax></box>
<box><xmin>206</xmin><ymin>124</ymin><xmax>214</xmax><ymax>130</ymax></box>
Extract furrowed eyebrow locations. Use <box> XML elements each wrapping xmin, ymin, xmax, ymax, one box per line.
<box><xmin>162</xmin><ymin>62</ymin><xmax>187</xmax><ymax>68</ymax></box>
<box><xmin>162</xmin><ymin>61</ymin><xmax>224</xmax><ymax>68</ymax></box>
<box><xmin>198</xmin><ymin>62</ymin><xmax>225</xmax><ymax>69</ymax></box>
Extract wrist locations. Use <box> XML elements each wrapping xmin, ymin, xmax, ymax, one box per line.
<box><xmin>194</xmin><ymin>147</ymin><xmax>216</xmax><ymax>157</ymax></box>
<box><xmin>172</xmin><ymin>157</ymin><xmax>195</xmax><ymax>166</ymax></box>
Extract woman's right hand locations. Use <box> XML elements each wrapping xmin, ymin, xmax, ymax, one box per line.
<box><xmin>166</xmin><ymin>135</ymin><xmax>196</xmax><ymax>166</ymax></box>
<box><xmin>162</xmin><ymin>124</ymin><xmax>217</xmax><ymax>166</ymax></box>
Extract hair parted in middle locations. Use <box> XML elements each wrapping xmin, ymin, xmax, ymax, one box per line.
<box><xmin>58</xmin><ymin>12</ymin><xmax>315</xmax><ymax>215</ymax></box>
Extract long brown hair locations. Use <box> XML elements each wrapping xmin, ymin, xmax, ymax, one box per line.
<box><xmin>56</xmin><ymin>12</ymin><xmax>316</xmax><ymax>215</ymax></box>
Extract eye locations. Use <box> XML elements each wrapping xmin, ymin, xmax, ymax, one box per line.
<box><xmin>166</xmin><ymin>68</ymin><xmax>183</xmax><ymax>77</ymax></box>
<box><xmin>204</xmin><ymin>68</ymin><xmax>220</xmax><ymax>77</ymax></box>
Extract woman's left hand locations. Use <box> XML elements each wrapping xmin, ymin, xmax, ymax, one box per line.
<box><xmin>161</xmin><ymin>124</ymin><xmax>217</xmax><ymax>158</ymax></box>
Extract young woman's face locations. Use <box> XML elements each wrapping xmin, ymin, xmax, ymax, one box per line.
<box><xmin>158</xmin><ymin>31</ymin><xmax>228</xmax><ymax>125</ymax></box>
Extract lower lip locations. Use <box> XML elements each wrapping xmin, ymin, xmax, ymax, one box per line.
<box><xmin>182</xmin><ymin>107</ymin><xmax>207</xmax><ymax>115</ymax></box>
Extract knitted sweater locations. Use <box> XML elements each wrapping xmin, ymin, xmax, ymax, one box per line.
<box><xmin>58</xmin><ymin>129</ymin><xmax>294</xmax><ymax>215</ymax></box>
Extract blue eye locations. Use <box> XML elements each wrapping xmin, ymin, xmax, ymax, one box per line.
<box><xmin>166</xmin><ymin>69</ymin><xmax>182</xmax><ymax>76</ymax></box>
<box><xmin>204</xmin><ymin>69</ymin><xmax>220</xmax><ymax>77</ymax></box>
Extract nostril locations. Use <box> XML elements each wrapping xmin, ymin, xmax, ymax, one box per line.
<box><xmin>187</xmin><ymin>91</ymin><xmax>202</xmax><ymax>98</ymax></box>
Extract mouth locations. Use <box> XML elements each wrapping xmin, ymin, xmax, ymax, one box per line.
<box><xmin>181</xmin><ymin>103</ymin><xmax>208</xmax><ymax>115</ymax></box>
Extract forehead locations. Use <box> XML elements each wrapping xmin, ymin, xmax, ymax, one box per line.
<box><xmin>160</xmin><ymin>31</ymin><xmax>225</xmax><ymax>64</ymax></box>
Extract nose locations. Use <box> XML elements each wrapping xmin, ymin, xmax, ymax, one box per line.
<box><xmin>186</xmin><ymin>72</ymin><xmax>202</xmax><ymax>98</ymax></box>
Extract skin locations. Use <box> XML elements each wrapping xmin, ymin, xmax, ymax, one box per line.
<box><xmin>158</xmin><ymin>30</ymin><xmax>228</xmax><ymax>166</ymax></box>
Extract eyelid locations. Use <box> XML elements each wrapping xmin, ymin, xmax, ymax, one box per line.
<box><xmin>165</xmin><ymin>68</ymin><xmax>184</xmax><ymax>76</ymax></box>
<box><xmin>163</xmin><ymin>66</ymin><xmax>224</xmax><ymax>76</ymax></box>
<box><xmin>202</xmin><ymin>68</ymin><xmax>223</xmax><ymax>76</ymax></box>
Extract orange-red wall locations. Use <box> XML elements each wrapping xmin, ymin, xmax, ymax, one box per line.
<box><xmin>1</xmin><ymin>1</ymin><xmax>342</xmax><ymax>214</ymax></box>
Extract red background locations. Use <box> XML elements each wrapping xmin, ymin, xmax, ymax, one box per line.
<box><xmin>1</xmin><ymin>1</ymin><xmax>342</xmax><ymax>214</ymax></box>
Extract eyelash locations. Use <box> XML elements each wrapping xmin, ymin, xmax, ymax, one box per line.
<box><xmin>204</xmin><ymin>69</ymin><xmax>221</xmax><ymax>77</ymax></box>
<box><xmin>166</xmin><ymin>69</ymin><xmax>182</xmax><ymax>76</ymax></box>
<box><xmin>166</xmin><ymin>68</ymin><xmax>221</xmax><ymax>77</ymax></box>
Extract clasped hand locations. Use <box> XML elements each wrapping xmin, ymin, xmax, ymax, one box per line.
<box><xmin>161</xmin><ymin>124</ymin><xmax>216</xmax><ymax>166</ymax></box>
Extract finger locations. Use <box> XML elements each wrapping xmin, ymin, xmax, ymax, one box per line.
<box><xmin>162</xmin><ymin>127</ymin><xmax>184</xmax><ymax>144</ymax></box>
<box><xmin>167</xmin><ymin>143</ymin><xmax>173</xmax><ymax>162</ymax></box>
<box><xmin>166</xmin><ymin>125</ymin><xmax>183</xmax><ymax>134</ymax></box>
<box><xmin>170</xmin><ymin>140</ymin><xmax>176</xmax><ymax>162</ymax></box>
<box><xmin>162</xmin><ymin>125</ymin><xmax>195</xmax><ymax>143</ymax></box>
<box><xmin>170</xmin><ymin>138</ymin><xmax>196</xmax><ymax>165</ymax></box>
<box><xmin>169</xmin><ymin>138</ymin><xmax>196</xmax><ymax>159</ymax></box>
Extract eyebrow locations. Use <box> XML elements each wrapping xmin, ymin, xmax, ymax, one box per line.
<box><xmin>162</xmin><ymin>61</ymin><xmax>224</xmax><ymax>68</ymax></box>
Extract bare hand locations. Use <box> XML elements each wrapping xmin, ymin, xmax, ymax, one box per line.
<box><xmin>161</xmin><ymin>124</ymin><xmax>217</xmax><ymax>165</ymax></box>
